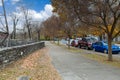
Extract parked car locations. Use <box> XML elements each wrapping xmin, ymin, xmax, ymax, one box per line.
<box><xmin>71</xmin><ymin>39</ymin><xmax>78</xmax><ymax>47</ymax></box>
<box><xmin>61</xmin><ymin>39</ymin><xmax>68</xmax><ymax>45</ymax></box>
<box><xmin>78</xmin><ymin>37</ymin><xmax>94</xmax><ymax>49</ymax></box>
<box><xmin>92</xmin><ymin>41</ymin><xmax>120</xmax><ymax>54</ymax></box>
<box><xmin>70</xmin><ymin>38</ymin><xmax>82</xmax><ymax>47</ymax></box>
<box><xmin>66</xmin><ymin>39</ymin><xmax>74</xmax><ymax>46</ymax></box>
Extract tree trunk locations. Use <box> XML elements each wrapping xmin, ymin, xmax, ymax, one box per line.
<box><xmin>107</xmin><ymin>35</ymin><xmax>113</xmax><ymax>61</ymax></box>
<box><xmin>0</xmin><ymin>33</ymin><xmax>8</xmax><ymax>47</ymax></box>
<box><xmin>57</xmin><ymin>38</ymin><xmax>60</xmax><ymax>45</ymax></box>
<box><xmin>37</xmin><ymin>30</ymin><xmax>40</xmax><ymax>41</ymax></box>
<box><xmin>99</xmin><ymin>35</ymin><xmax>102</xmax><ymax>41</ymax></box>
<box><xmin>6</xmin><ymin>35</ymin><xmax>10</xmax><ymax>47</ymax></box>
<box><xmin>13</xmin><ymin>22</ymin><xmax>16</xmax><ymax>39</ymax></box>
<box><xmin>68</xmin><ymin>38</ymin><xmax>70</xmax><ymax>49</ymax></box>
<box><xmin>67</xmin><ymin>33</ymin><xmax>72</xmax><ymax>49</ymax></box>
<box><xmin>2</xmin><ymin>0</ymin><xmax>9</xmax><ymax>33</ymax></box>
<box><xmin>27</xmin><ymin>25</ymin><xmax>32</xmax><ymax>40</ymax></box>
<box><xmin>24</xmin><ymin>32</ymin><xmax>27</xmax><ymax>39</ymax></box>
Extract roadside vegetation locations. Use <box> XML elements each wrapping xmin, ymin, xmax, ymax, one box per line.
<box><xmin>81</xmin><ymin>53</ymin><xmax>120</xmax><ymax>68</ymax></box>
<box><xmin>65</xmin><ymin>44</ymin><xmax>120</xmax><ymax>68</ymax></box>
<box><xmin>42</xmin><ymin>0</ymin><xmax>120</xmax><ymax>61</ymax></box>
<box><xmin>1</xmin><ymin>0</ymin><xmax>120</xmax><ymax>62</ymax></box>
<box><xmin>52</xmin><ymin>41</ymin><xmax>120</xmax><ymax>68</ymax></box>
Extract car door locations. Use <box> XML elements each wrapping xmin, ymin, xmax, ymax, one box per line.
<box><xmin>97</xmin><ymin>42</ymin><xmax>104</xmax><ymax>52</ymax></box>
<box><xmin>93</xmin><ymin>42</ymin><xmax>101</xmax><ymax>51</ymax></box>
<box><xmin>93</xmin><ymin>42</ymin><xmax>99</xmax><ymax>51</ymax></box>
<box><xmin>82</xmin><ymin>38</ymin><xmax>87</xmax><ymax>47</ymax></box>
<box><xmin>98</xmin><ymin>42</ymin><xmax>104</xmax><ymax>52</ymax></box>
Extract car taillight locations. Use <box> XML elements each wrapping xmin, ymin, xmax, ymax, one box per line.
<box><xmin>88</xmin><ymin>42</ymin><xmax>92</xmax><ymax>45</ymax></box>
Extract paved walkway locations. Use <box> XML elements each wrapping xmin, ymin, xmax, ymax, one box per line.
<box><xmin>46</xmin><ymin>42</ymin><xmax>120</xmax><ymax>80</ymax></box>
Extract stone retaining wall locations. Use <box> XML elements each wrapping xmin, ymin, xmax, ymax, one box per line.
<box><xmin>0</xmin><ymin>42</ymin><xmax>45</xmax><ymax>67</ymax></box>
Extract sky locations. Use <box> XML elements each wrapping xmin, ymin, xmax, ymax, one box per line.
<box><xmin>0</xmin><ymin>0</ymin><xmax>53</xmax><ymax>32</ymax></box>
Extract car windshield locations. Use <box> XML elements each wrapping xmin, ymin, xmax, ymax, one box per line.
<box><xmin>91</xmin><ymin>38</ymin><xmax>97</xmax><ymax>42</ymax></box>
<box><xmin>103</xmin><ymin>42</ymin><xmax>108</xmax><ymax>46</ymax></box>
<box><xmin>87</xmin><ymin>39</ymin><xmax>93</xmax><ymax>43</ymax></box>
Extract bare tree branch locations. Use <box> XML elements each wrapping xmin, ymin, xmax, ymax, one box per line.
<box><xmin>112</xmin><ymin>30</ymin><xmax>120</xmax><ymax>40</ymax></box>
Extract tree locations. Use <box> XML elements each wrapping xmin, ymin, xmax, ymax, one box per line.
<box><xmin>30</xmin><ymin>21</ymin><xmax>41</xmax><ymax>41</ymax></box>
<box><xmin>52</xmin><ymin>0</ymin><xmax>80</xmax><ymax>48</ymax></box>
<box><xmin>11</xmin><ymin>13</ymin><xmax>19</xmax><ymax>39</ymax></box>
<box><xmin>51</xmin><ymin>0</ymin><xmax>120</xmax><ymax>61</ymax></box>
<box><xmin>20</xmin><ymin>7</ymin><xmax>32</xmax><ymax>40</ymax></box>
<box><xmin>76</xmin><ymin>0</ymin><xmax>120</xmax><ymax>61</ymax></box>
<box><xmin>41</xmin><ymin>15</ymin><xmax>62</xmax><ymax>41</ymax></box>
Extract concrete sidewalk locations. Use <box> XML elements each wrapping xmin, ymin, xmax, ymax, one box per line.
<box><xmin>46</xmin><ymin>42</ymin><xmax>120</xmax><ymax>80</ymax></box>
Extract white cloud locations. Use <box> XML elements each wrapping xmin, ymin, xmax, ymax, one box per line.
<box><xmin>11</xmin><ymin>0</ymin><xmax>20</xmax><ymax>4</ymax></box>
<box><xmin>28</xmin><ymin>4</ymin><xmax>53</xmax><ymax>21</ymax></box>
<box><xmin>14</xmin><ymin>4</ymin><xmax>53</xmax><ymax>31</ymax></box>
<box><xmin>14</xmin><ymin>4</ymin><xmax>53</xmax><ymax>21</ymax></box>
<box><xmin>0</xmin><ymin>4</ymin><xmax>53</xmax><ymax>32</ymax></box>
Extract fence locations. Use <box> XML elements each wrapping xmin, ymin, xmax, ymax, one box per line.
<box><xmin>0</xmin><ymin>42</ymin><xmax>45</xmax><ymax>67</ymax></box>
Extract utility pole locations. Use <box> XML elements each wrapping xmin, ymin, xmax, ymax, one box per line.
<box><xmin>1</xmin><ymin>0</ymin><xmax>9</xmax><ymax>47</ymax></box>
<box><xmin>2</xmin><ymin>0</ymin><xmax>9</xmax><ymax>33</ymax></box>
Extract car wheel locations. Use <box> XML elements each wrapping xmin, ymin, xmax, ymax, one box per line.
<box><xmin>78</xmin><ymin>45</ymin><xmax>81</xmax><ymax>48</ymax></box>
<box><xmin>104</xmin><ymin>50</ymin><xmax>107</xmax><ymax>54</ymax></box>
<box><xmin>93</xmin><ymin>48</ymin><xmax>96</xmax><ymax>51</ymax></box>
<box><xmin>85</xmin><ymin>47</ymin><xmax>88</xmax><ymax>50</ymax></box>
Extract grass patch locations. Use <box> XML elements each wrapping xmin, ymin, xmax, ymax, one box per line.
<box><xmin>81</xmin><ymin>53</ymin><xmax>120</xmax><ymax>68</ymax></box>
<box><xmin>51</xmin><ymin>41</ymin><xmax>66</xmax><ymax>47</ymax></box>
<box><xmin>113</xmin><ymin>41</ymin><xmax>120</xmax><ymax>44</ymax></box>
<box><xmin>51</xmin><ymin>43</ymin><xmax>120</xmax><ymax>68</ymax></box>
<box><xmin>72</xmin><ymin>48</ymin><xmax>120</xmax><ymax>68</ymax></box>
<box><xmin>67</xmin><ymin>47</ymin><xmax>83</xmax><ymax>53</ymax></box>
<box><xmin>52</xmin><ymin>42</ymin><xmax>83</xmax><ymax>53</ymax></box>
<box><xmin>69</xmin><ymin>47</ymin><xmax>120</xmax><ymax>68</ymax></box>
<box><xmin>54</xmin><ymin>42</ymin><xmax>120</xmax><ymax>68</ymax></box>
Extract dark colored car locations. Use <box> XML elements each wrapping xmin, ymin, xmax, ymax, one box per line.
<box><xmin>71</xmin><ymin>39</ymin><xmax>79</xmax><ymax>47</ymax></box>
<box><xmin>92</xmin><ymin>41</ymin><xmax>120</xmax><ymax>54</ymax></box>
<box><xmin>78</xmin><ymin>37</ymin><xmax>94</xmax><ymax>49</ymax></box>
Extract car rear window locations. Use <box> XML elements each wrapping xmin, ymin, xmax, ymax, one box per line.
<box><xmin>86</xmin><ymin>39</ymin><xmax>93</xmax><ymax>43</ymax></box>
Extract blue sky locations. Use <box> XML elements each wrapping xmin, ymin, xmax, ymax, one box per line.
<box><xmin>0</xmin><ymin>0</ymin><xmax>51</xmax><ymax>12</ymax></box>
<box><xmin>15</xmin><ymin>0</ymin><xmax>51</xmax><ymax>12</ymax></box>
<box><xmin>23</xmin><ymin>0</ymin><xmax>51</xmax><ymax>11</ymax></box>
<box><xmin>0</xmin><ymin>0</ymin><xmax>53</xmax><ymax>32</ymax></box>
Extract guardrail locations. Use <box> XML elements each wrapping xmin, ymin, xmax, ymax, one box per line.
<box><xmin>0</xmin><ymin>42</ymin><xmax>45</xmax><ymax>67</ymax></box>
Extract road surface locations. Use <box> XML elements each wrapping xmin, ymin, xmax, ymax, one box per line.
<box><xmin>46</xmin><ymin>42</ymin><xmax>120</xmax><ymax>80</ymax></box>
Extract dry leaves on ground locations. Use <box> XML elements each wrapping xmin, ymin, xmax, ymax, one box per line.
<box><xmin>0</xmin><ymin>47</ymin><xmax>62</xmax><ymax>80</ymax></box>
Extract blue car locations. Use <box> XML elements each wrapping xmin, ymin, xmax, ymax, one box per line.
<box><xmin>92</xmin><ymin>41</ymin><xmax>120</xmax><ymax>54</ymax></box>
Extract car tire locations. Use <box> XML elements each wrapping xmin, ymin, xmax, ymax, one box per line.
<box><xmin>104</xmin><ymin>50</ymin><xmax>107</xmax><ymax>54</ymax></box>
<box><xmin>85</xmin><ymin>47</ymin><xmax>88</xmax><ymax>50</ymax></box>
<box><xmin>93</xmin><ymin>48</ymin><xmax>96</xmax><ymax>51</ymax></box>
<box><xmin>78</xmin><ymin>45</ymin><xmax>81</xmax><ymax>48</ymax></box>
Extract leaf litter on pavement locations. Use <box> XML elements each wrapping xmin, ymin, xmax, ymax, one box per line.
<box><xmin>0</xmin><ymin>47</ymin><xmax>62</xmax><ymax>80</ymax></box>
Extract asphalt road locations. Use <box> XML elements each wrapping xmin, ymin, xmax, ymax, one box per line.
<box><xmin>46</xmin><ymin>42</ymin><xmax>120</xmax><ymax>80</ymax></box>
